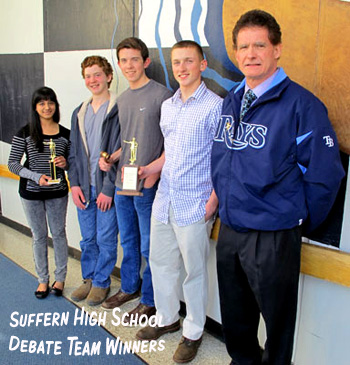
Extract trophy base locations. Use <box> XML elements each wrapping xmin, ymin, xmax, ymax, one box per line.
<box><xmin>47</xmin><ymin>178</ymin><xmax>61</xmax><ymax>185</ymax></box>
<box><xmin>117</xmin><ymin>190</ymin><xmax>143</xmax><ymax>197</ymax></box>
<box><xmin>120</xmin><ymin>164</ymin><xmax>143</xmax><ymax>196</ymax></box>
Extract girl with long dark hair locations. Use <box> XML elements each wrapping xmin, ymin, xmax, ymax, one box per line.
<box><xmin>8</xmin><ymin>86</ymin><xmax>70</xmax><ymax>299</ymax></box>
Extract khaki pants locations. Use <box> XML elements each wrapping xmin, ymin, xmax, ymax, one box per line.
<box><xmin>150</xmin><ymin>206</ymin><xmax>212</xmax><ymax>340</ymax></box>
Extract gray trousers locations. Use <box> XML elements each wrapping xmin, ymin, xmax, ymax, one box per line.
<box><xmin>21</xmin><ymin>196</ymin><xmax>68</xmax><ymax>284</ymax></box>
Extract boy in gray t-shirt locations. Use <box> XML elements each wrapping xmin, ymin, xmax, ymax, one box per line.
<box><xmin>99</xmin><ymin>38</ymin><xmax>172</xmax><ymax>318</ymax></box>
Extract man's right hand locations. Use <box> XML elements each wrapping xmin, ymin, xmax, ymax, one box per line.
<box><xmin>71</xmin><ymin>186</ymin><xmax>86</xmax><ymax>209</ymax></box>
<box><xmin>99</xmin><ymin>157</ymin><xmax>113</xmax><ymax>172</ymax></box>
<box><xmin>138</xmin><ymin>166</ymin><xmax>151</xmax><ymax>180</ymax></box>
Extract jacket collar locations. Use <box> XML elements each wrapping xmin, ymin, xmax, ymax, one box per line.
<box><xmin>229</xmin><ymin>68</ymin><xmax>290</xmax><ymax>125</ymax></box>
<box><xmin>234</xmin><ymin>67</ymin><xmax>288</xmax><ymax>95</ymax></box>
<box><xmin>77</xmin><ymin>91</ymin><xmax>118</xmax><ymax>156</ymax></box>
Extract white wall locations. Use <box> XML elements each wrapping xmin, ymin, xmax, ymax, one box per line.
<box><xmin>294</xmin><ymin>275</ymin><xmax>350</xmax><ymax>365</ymax></box>
<box><xmin>0</xmin><ymin>0</ymin><xmax>43</xmax><ymax>54</ymax></box>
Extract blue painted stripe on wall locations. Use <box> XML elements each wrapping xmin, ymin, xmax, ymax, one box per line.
<box><xmin>202</xmin><ymin>68</ymin><xmax>238</xmax><ymax>91</ymax></box>
<box><xmin>155</xmin><ymin>0</ymin><xmax>172</xmax><ymax>89</ymax></box>
<box><xmin>205</xmin><ymin>0</ymin><xmax>240</xmax><ymax>73</ymax></box>
<box><xmin>174</xmin><ymin>0</ymin><xmax>182</xmax><ymax>42</ymax></box>
<box><xmin>191</xmin><ymin>0</ymin><xmax>202</xmax><ymax>44</ymax></box>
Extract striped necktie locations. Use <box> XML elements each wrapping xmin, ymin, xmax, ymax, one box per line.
<box><xmin>240</xmin><ymin>89</ymin><xmax>257</xmax><ymax>121</ymax></box>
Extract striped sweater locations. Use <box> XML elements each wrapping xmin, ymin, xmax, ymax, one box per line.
<box><xmin>8</xmin><ymin>124</ymin><xmax>70</xmax><ymax>200</ymax></box>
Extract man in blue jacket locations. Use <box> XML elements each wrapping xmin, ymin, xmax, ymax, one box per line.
<box><xmin>211</xmin><ymin>10</ymin><xmax>344</xmax><ymax>365</ymax></box>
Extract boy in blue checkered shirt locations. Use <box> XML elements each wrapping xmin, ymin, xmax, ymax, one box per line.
<box><xmin>136</xmin><ymin>40</ymin><xmax>222</xmax><ymax>364</ymax></box>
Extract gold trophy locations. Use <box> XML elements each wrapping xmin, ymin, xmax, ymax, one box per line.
<box><xmin>44</xmin><ymin>139</ymin><xmax>61</xmax><ymax>184</ymax></box>
<box><xmin>117</xmin><ymin>137</ymin><xmax>143</xmax><ymax>196</ymax></box>
<box><xmin>100</xmin><ymin>151</ymin><xmax>111</xmax><ymax>162</ymax></box>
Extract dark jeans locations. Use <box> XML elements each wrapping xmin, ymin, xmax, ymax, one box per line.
<box><xmin>114</xmin><ymin>184</ymin><xmax>157</xmax><ymax>307</ymax></box>
<box><xmin>77</xmin><ymin>186</ymin><xmax>119</xmax><ymax>288</ymax></box>
<box><xmin>217</xmin><ymin>223</ymin><xmax>302</xmax><ymax>365</ymax></box>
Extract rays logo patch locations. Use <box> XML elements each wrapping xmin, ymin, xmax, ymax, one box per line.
<box><xmin>323</xmin><ymin>136</ymin><xmax>334</xmax><ymax>147</ymax></box>
<box><xmin>214</xmin><ymin>115</ymin><xmax>267</xmax><ymax>150</ymax></box>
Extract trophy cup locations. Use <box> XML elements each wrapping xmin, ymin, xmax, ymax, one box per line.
<box><xmin>117</xmin><ymin>137</ymin><xmax>143</xmax><ymax>196</ymax></box>
<box><xmin>44</xmin><ymin>139</ymin><xmax>61</xmax><ymax>184</ymax></box>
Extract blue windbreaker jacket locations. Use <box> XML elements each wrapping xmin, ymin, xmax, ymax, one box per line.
<box><xmin>211</xmin><ymin>69</ymin><xmax>344</xmax><ymax>233</ymax></box>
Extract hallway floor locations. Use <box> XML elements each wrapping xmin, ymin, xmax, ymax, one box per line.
<box><xmin>0</xmin><ymin>222</ymin><xmax>230</xmax><ymax>364</ymax></box>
